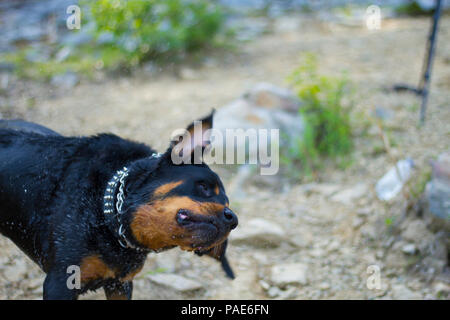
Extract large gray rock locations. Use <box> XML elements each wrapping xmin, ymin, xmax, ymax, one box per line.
<box><xmin>330</xmin><ymin>183</ymin><xmax>369</xmax><ymax>205</ymax></box>
<box><xmin>269</xmin><ymin>263</ymin><xmax>309</xmax><ymax>287</ymax></box>
<box><xmin>229</xmin><ymin>218</ymin><xmax>286</xmax><ymax>247</ymax></box>
<box><xmin>211</xmin><ymin>83</ymin><xmax>304</xmax><ymax>165</ymax></box>
<box><xmin>425</xmin><ymin>152</ymin><xmax>450</xmax><ymax>232</ymax></box>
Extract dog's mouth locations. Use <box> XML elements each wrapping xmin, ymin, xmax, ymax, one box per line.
<box><xmin>176</xmin><ymin>209</ymin><xmax>216</xmax><ymax>227</ymax></box>
<box><xmin>176</xmin><ymin>209</ymin><xmax>222</xmax><ymax>250</ymax></box>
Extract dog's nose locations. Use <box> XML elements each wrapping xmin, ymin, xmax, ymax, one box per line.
<box><xmin>222</xmin><ymin>207</ymin><xmax>238</xmax><ymax>230</ymax></box>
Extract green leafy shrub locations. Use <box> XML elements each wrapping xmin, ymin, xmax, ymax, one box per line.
<box><xmin>2</xmin><ymin>0</ymin><xmax>230</xmax><ymax>80</ymax></box>
<box><xmin>282</xmin><ymin>53</ymin><xmax>353</xmax><ymax>178</ymax></box>
<box><xmin>395</xmin><ymin>1</ymin><xmax>434</xmax><ymax>16</ymax></box>
<box><xmin>87</xmin><ymin>0</ymin><xmax>228</xmax><ymax>65</ymax></box>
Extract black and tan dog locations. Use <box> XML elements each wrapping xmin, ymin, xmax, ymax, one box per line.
<box><xmin>0</xmin><ymin>113</ymin><xmax>237</xmax><ymax>300</ymax></box>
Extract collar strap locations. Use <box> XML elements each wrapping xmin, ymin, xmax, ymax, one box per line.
<box><xmin>103</xmin><ymin>153</ymin><xmax>162</xmax><ymax>252</ymax></box>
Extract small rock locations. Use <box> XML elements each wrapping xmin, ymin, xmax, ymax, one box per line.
<box><xmin>62</xmin><ymin>30</ymin><xmax>93</xmax><ymax>46</ymax></box>
<box><xmin>327</xmin><ymin>240</ymin><xmax>341</xmax><ymax>252</ymax></box>
<box><xmin>54</xmin><ymin>46</ymin><xmax>72</xmax><ymax>62</ymax></box>
<box><xmin>277</xmin><ymin>286</ymin><xmax>298</xmax><ymax>299</ymax></box>
<box><xmin>0</xmin><ymin>63</ymin><xmax>15</xmax><ymax>72</ymax></box>
<box><xmin>352</xmin><ymin>217</ymin><xmax>365</xmax><ymax>229</ymax></box>
<box><xmin>270</xmin><ymin>263</ymin><xmax>308</xmax><ymax>287</ymax></box>
<box><xmin>425</xmin><ymin>152</ymin><xmax>450</xmax><ymax>232</ymax></box>
<box><xmin>357</xmin><ymin>207</ymin><xmax>372</xmax><ymax>216</ymax></box>
<box><xmin>432</xmin><ymin>282</ymin><xmax>450</xmax><ymax>297</ymax></box>
<box><xmin>402</xmin><ymin>220</ymin><xmax>430</xmax><ymax>242</ymax></box>
<box><xmin>307</xmin><ymin>183</ymin><xmax>341</xmax><ymax>197</ymax></box>
<box><xmin>401</xmin><ymin>243</ymin><xmax>417</xmax><ymax>255</ymax></box>
<box><xmin>319</xmin><ymin>282</ymin><xmax>331</xmax><ymax>290</ymax></box>
<box><xmin>330</xmin><ymin>184</ymin><xmax>369</xmax><ymax>205</ymax></box>
<box><xmin>391</xmin><ymin>284</ymin><xmax>422</xmax><ymax>300</ymax></box>
<box><xmin>50</xmin><ymin>72</ymin><xmax>79</xmax><ymax>89</ymax></box>
<box><xmin>267</xmin><ymin>286</ymin><xmax>281</xmax><ymax>298</ymax></box>
<box><xmin>230</xmin><ymin>218</ymin><xmax>286</xmax><ymax>247</ymax></box>
<box><xmin>259</xmin><ymin>280</ymin><xmax>270</xmax><ymax>291</ymax></box>
<box><xmin>147</xmin><ymin>273</ymin><xmax>203</xmax><ymax>292</ymax></box>
<box><xmin>179</xmin><ymin>67</ymin><xmax>200</xmax><ymax>80</ymax></box>
<box><xmin>309</xmin><ymin>247</ymin><xmax>325</xmax><ymax>258</ymax></box>
<box><xmin>273</xmin><ymin>16</ymin><xmax>301</xmax><ymax>33</ymax></box>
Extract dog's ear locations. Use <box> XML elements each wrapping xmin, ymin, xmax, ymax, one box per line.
<box><xmin>195</xmin><ymin>239</ymin><xmax>235</xmax><ymax>279</ymax></box>
<box><xmin>168</xmin><ymin>110</ymin><xmax>215</xmax><ymax>164</ymax></box>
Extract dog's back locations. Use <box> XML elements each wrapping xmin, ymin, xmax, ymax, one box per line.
<box><xmin>0</xmin><ymin>119</ymin><xmax>60</xmax><ymax>136</ymax></box>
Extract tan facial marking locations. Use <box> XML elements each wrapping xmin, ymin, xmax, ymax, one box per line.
<box><xmin>154</xmin><ymin>181</ymin><xmax>184</xmax><ymax>197</ymax></box>
<box><xmin>130</xmin><ymin>196</ymin><xmax>226</xmax><ymax>251</ymax></box>
<box><xmin>214</xmin><ymin>185</ymin><xmax>220</xmax><ymax>195</ymax></box>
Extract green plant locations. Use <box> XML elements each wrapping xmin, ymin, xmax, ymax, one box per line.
<box><xmin>283</xmin><ymin>53</ymin><xmax>353</xmax><ymax>178</ymax></box>
<box><xmin>1</xmin><ymin>0</ymin><xmax>231</xmax><ymax>80</ymax></box>
<box><xmin>87</xmin><ymin>0</ymin><xmax>229</xmax><ymax>65</ymax></box>
<box><xmin>395</xmin><ymin>1</ymin><xmax>434</xmax><ymax>16</ymax></box>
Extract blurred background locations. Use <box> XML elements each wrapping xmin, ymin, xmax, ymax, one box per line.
<box><xmin>0</xmin><ymin>0</ymin><xmax>449</xmax><ymax>299</ymax></box>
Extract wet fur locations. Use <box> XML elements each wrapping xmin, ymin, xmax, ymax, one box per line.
<box><xmin>0</xmin><ymin>118</ymin><xmax>234</xmax><ymax>299</ymax></box>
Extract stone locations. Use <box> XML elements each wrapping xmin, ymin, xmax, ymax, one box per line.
<box><xmin>330</xmin><ymin>184</ymin><xmax>369</xmax><ymax>205</ymax></box>
<box><xmin>54</xmin><ymin>47</ymin><xmax>72</xmax><ymax>62</ymax></box>
<box><xmin>425</xmin><ymin>152</ymin><xmax>450</xmax><ymax>232</ymax></box>
<box><xmin>277</xmin><ymin>286</ymin><xmax>298</xmax><ymax>299</ymax></box>
<box><xmin>259</xmin><ymin>280</ymin><xmax>270</xmax><ymax>291</ymax></box>
<box><xmin>352</xmin><ymin>217</ymin><xmax>365</xmax><ymax>229</ymax></box>
<box><xmin>179</xmin><ymin>67</ymin><xmax>201</xmax><ymax>80</ymax></box>
<box><xmin>391</xmin><ymin>284</ymin><xmax>422</xmax><ymax>300</ymax></box>
<box><xmin>401</xmin><ymin>220</ymin><xmax>430</xmax><ymax>242</ymax></box>
<box><xmin>306</xmin><ymin>183</ymin><xmax>341</xmax><ymax>197</ymax></box>
<box><xmin>212</xmin><ymin>83</ymin><xmax>304</xmax><ymax>165</ymax></box>
<box><xmin>50</xmin><ymin>72</ymin><xmax>79</xmax><ymax>89</ymax></box>
<box><xmin>319</xmin><ymin>282</ymin><xmax>331</xmax><ymax>290</ymax></box>
<box><xmin>244</xmin><ymin>82</ymin><xmax>302</xmax><ymax>113</ymax></box>
<box><xmin>432</xmin><ymin>281</ymin><xmax>450</xmax><ymax>297</ymax></box>
<box><xmin>267</xmin><ymin>286</ymin><xmax>281</xmax><ymax>298</ymax></box>
<box><xmin>270</xmin><ymin>263</ymin><xmax>309</xmax><ymax>287</ymax></box>
<box><xmin>146</xmin><ymin>273</ymin><xmax>203</xmax><ymax>292</ymax></box>
<box><xmin>273</xmin><ymin>16</ymin><xmax>301</xmax><ymax>33</ymax></box>
<box><xmin>230</xmin><ymin>218</ymin><xmax>286</xmax><ymax>247</ymax></box>
<box><xmin>401</xmin><ymin>243</ymin><xmax>417</xmax><ymax>255</ymax></box>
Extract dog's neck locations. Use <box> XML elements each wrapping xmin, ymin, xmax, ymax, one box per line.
<box><xmin>103</xmin><ymin>153</ymin><xmax>162</xmax><ymax>253</ymax></box>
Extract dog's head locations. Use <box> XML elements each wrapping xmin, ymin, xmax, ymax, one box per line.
<box><xmin>123</xmin><ymin>112</ymin><xmax>237</xmax><ymax>273</ymax></box>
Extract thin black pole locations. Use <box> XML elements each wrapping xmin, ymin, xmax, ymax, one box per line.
<box><xmin>419</xmin><ymin>0</ymin><xmax>442</xmax><ymax>125</ymax></box>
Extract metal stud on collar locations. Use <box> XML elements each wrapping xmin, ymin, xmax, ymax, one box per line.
<box><xmin>103</xmin><ymin>152</ymin><xmax>162</xmax><ymax>252</ymax></box>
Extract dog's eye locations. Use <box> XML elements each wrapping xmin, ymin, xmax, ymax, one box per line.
<box><xmin>197</xmin><ymin>182</ymin><xmax>212</xmax><ymax>197</ymax></box>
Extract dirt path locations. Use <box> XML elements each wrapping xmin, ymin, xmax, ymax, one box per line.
<box><xmin>0</xmin><ymin>15</ymin><xmax>449</xmax><ymax>299</ymax></box>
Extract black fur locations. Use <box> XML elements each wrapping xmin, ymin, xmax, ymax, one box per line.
<box><xmin>0</xmin><ymin>118</ymin><xmax>236</xmax><ymax>299</ymax></box>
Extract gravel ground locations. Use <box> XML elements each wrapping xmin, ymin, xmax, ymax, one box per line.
<box><xmin>0</xmin><ymin>15</ymin><xmax>449</xmax><ymax>300</ymax></box>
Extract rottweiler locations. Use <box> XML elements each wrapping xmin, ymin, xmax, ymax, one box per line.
<box><xmin>0</xmin><ymin>112</ymin><xmax>237</xmax><ymax>300</ymax></box>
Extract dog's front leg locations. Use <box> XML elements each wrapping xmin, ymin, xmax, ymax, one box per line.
<box><xmin>104</xmin><ymin>281</ymin><xmax>133</xmax><ymax>300</ymax></box>
<box><xmin>43</xmin><ymin>269</ymin><xmax>79</xmax><ymax>300</ymax></box>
